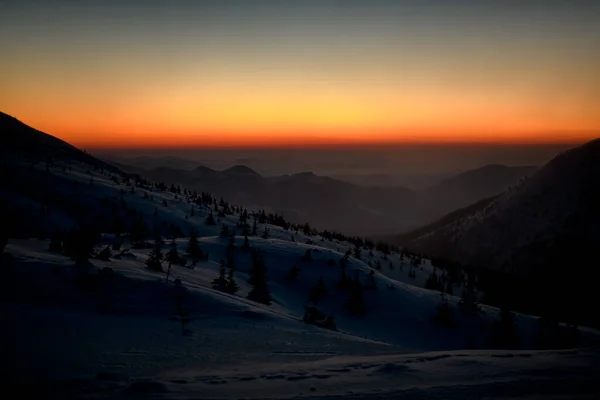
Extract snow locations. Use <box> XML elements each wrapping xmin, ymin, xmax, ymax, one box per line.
<box><xmin>1</xmin><ymin>159</ymin><xmax>599</xmax><ymax>399</ymax></box>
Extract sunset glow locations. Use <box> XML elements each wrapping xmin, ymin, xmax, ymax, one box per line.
<box><xmin>1</xmin><ymin>1</ymin><xmax>599</xmax><ymax>148</ymax></box>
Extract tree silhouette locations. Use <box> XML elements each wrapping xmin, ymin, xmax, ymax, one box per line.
<box><xmin>206</xmin><ymin>212</ymin><xmax>216</xmax><ymax>226</ymax></box>
<box><xmin>225</xmin><ymin>267</ymin><xmax>240</xmax><ymax>294</ymax></box>
<box><xmin>261</xmin><ymin>227</ymin><xmax>270</xmax><ymax>239</ymax></box>
<box><xmin>287</xmin><ymin>265</ymin><xmax>301</xmax><ymax>283</ymax></box>
<box><xmin>165</xmin><ymin>240</ymin><xmax>180</xmax><ymax>282</ymax></box>
<box><xmin>459</xmin><ymin>273</ymin><xmax>480</xmax><ymax>314</ymax></box>
<box><xmin>146</xmin><ymin>242</ymin><xmax>164</xmax><ymax>272</ymax></box>
<box><xmin>308</xmin><ymin>277</ymin><xmax>328</xmax><ymax>305</ymax></box>
<box><xmin>220</xmin><ymin>224</ymin><xmax>230</xmax><ymax>238</ymax></box>
<box><xmin>212</xmin><ymin>260</ymin><xmax>228</xmax><ymax>291</ymax></box>
<box><xmin>491</xmin><ymin>306</ymin><xmax>519</xmax><ymax>349</ymax></box>
<box><xmin>364</xmin><ymin>269</ymin><xmax>377</xmax><ymax>290</ymax></box>
<box><xmin>353</xmin><ymin>245</ymin><xmax>361</xmax><ymax>260</ymax></box>
<box><xmin>302</xmin><ymin>249</ymin><xmax>312</xmax><ymax>262</ymax></box>
<box><xmin>434</xmin><ymin>291</ymin><xmax>454</xmax><ymax>327</ymax></box>
<box><xmin>187</xmin><ymin>229</ymin><xmax>204</xmax><ymax>259</ymax></box>
<box><xmin>242</xmin><ymin>234</ymin><xmax>250</xmax><ymax>252</ymax></box>
<box><xmin>345</xmin><ymin>273</ymin><xmax>366</xmax><ymax>315</ymax></box>
<box><xmin>247</xmin><ymin>252</ymin><xmax>271</xmax><ymax>305</ymax></box>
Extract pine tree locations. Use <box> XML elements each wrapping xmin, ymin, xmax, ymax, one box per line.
<box><xmin>252</xmin><ymin>219</ymin><xmax>258</xmax><ymax>236</ymax></box>
<box><xmin>345</xmin><ymin>273</ymin><xmax>366</xmax><ymax>315</ymax></box>
<box><xmin>63</xmin><ymin>227</ymin><xmax>96</xmax><ymax>263</ymax></box>
<box><xmin>242</xmin><ymin>234</ymin><xmax>250</xmax><ymax>251</ymax></box>
<box><xmin>247</xmin><ymin>253</ymin><xmax>271</xmax><ymax>305</ymax></box>
<box><xmin>146</xmin><ymin>243</ymin><xmax>164</xmax><ymax>272</ymax></box>
<box><xmin>242</xmin><ymin>222</ymin><xmax>250</xmax><ymax>236</ymax></box>
<box><xmin>338</xmin><ymin>264</ymin><xmax>351</xmax><ymax>290</ymax></box>
<box><xmin>225</xmin><ymin>267</ymin><xmax>240</xmax><ymax>294</ymax></box>
<box><xmin>434</xmin><ymin>291</ymin><xmax>454</xmax><ymax>327</ymax></box>
<box><xmin>212</xmin><ymin>260</ymin><xmax>228</xmax><ymax>291</ymax></box>
<box><xmin>96</xmin><ymin>246</ymin><xmax>112</xmax><ymax>261</ymax></box>
<box><xmin>321</xmin><ymin>314</ymin><xmax>337</xmax><ymax>331</ymax></box>
<box><xmin>206</xmin><ymin>212</ymin><xmax>216</xmax><ymax>226</ymax></box>
<box><xmin>174</xmin><ymin>283</ymin><xmax>190</xmax><ymax>335</ymax></box>
<box><xmin>459</xmin><ymin>273</ymin><xmax>480</xmax><ymax>314</ymax></box>
<box><xmin>220</xmin><ymin>224</ymin><xmax>230</xmax><ymax>238</ymax></box>
<box><xmin>491</xmin><ymin>306</ymin><xmax>519</xmax><ymax>349</ymax></box>
<box><xmin>365</xmin><ymin>269</ymin><xmax>377</xmax><ymax>290</ymax></box>
<box><xmin>425</xmin><ymin>270</ymin><xmax>443</xmax><ymax>291</ymax></box>
<box><xmin>308</xmin><ymin>277</ymin><xmax>328</xmax><ymax>304</ymax></box>
<box><xmin>302</xmin><ymin>249</ymin><xmax>312</xmax><ymax>262</ymax></box>
<box><xmin>165</xmin><ymin>240</ymin><xmax>180</xmax><ymax>282</ymax></box>
<box><xmin>353</xmin><ymin>245</ymin><xmax>361</xmax><ymax>260</ymax></box>
<box><xmin>187</xmin><ymin>229</ymin><xmax>204</xmax><ymax>259</ymax></box>
<box><xmin>287</xmin><ymin>265</ymin><xmax>301</xmax><ymax>283</ymax></box>
<box><xmin>261</xmin><ymin>227</ymin><xmax>270</xmax><ymax>239</ymax></box>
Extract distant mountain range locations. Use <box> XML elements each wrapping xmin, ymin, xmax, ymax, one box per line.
<box><xmin>115</xmin><ymin>159</ymin><xmax>536</xmax><ymax>236</ymax></box>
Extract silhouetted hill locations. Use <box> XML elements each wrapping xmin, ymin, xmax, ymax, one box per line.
<box><xmin>0</xmin><ymin>112</ymin><xmax>121</xmax><ymax>173</ymax></box>
<box><xmin>223</xmin><ymin>165</ymin><xmax>261</xmax><ymax>177</ymax></box>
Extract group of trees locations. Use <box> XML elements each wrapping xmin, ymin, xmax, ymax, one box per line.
<box><xmin>211</xmin><ymin>259</ymin><xmax>240</xmax><ymax>295</ymax></box>
<box><xmin>303</xmin><ymin>277</ymin><xmax>336</xmax><ymax>330</ymax></box>
<box><xmin>48</xmin><ymin>226</ymin><xmax>100</xmax><ymax>264</ymax></box>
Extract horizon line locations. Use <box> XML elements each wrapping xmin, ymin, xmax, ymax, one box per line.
<box><xmin>85</xmin><ymin>139</ymin><xmax>591</xmax><ymax>152</ymax></box>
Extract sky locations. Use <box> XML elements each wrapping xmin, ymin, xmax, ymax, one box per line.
<box><xmin>1</xmin><ymin>0</ymin><xmax>599</xmax><ymax>148</ymax></box>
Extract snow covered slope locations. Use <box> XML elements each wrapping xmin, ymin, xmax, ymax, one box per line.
<box><xmin>1</xmin><ymin>124</ymin><xmax>599</xmax><ymax>398</ymax></box>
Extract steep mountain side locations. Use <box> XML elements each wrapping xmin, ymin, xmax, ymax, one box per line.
<box><xmin>404</xmin><ymin>139</ymin><xmax>600</xmax><ymax>274</ymax></box>
<box><xmin>399</xmin><ymin>139</ymin><xmax>600</xmax><ymax>327</ymax></box>
<box><xmin>0</xmin><ymin>112</ymin><xmax>121</xmax><ymax>173</ymax></box>
<box><xmin>418</xmin><ymin>165</ymin><xmax>536</xmax><ymax>221</ymax></box>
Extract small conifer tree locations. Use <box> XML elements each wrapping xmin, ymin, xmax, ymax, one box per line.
<box><xmin>212</xmin><ymin>260</ymin><xmax>228</xmax><ymax>291</ymax></box>
<box><xmin>146</xmin><ymin>243</ymin><xmax>164</xmax><ymax>272</ymax></box>
<box><xmin>287</xmin><ymin>265</ymin><xmax>301</xmax><ymax>283</ymax></box>
<box><xmin>308</xmin><ymin>277</ymin><xmax>328</xmax><ymax>305</ymax></box>
<box><xmin>225</xmin><ymin>267</ymin><xmax>240</xmax><ymax>294</ymax></box>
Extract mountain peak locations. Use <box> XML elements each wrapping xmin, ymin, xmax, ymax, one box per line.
<box><xmin>222</xmin><ymin>165</ymin><xmax>261</xmax><ymax>177</ymax></box>
<box><xmin>195</xmin><ymin>165</ymin><xmax>217</xmax><ymax>174</ymax></box>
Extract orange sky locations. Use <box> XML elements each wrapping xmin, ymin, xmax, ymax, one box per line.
<box><xmin>1</xmin><ymin>2</ymin><xmax>599</xmax><ymax>148</ymax></box>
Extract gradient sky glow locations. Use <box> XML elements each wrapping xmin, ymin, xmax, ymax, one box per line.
<box><xmin>1</xmin><ymin>0</ymin><xmax>599</xmax><ymax>148</ymax></box>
